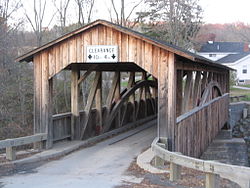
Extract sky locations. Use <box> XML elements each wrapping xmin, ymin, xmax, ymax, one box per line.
<box><xmin>16</xmin><ymin>0</ymin><xmax>250</xmax><ymax>31</ymax></box>
<box><xmin>200</xmin><ymin>0</ymin><xmax>250</xmax><ymax>24</ymax></box>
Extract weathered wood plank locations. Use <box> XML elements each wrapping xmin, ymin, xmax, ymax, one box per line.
<box><xmin>167</xmin><ymin>52</ymin><xmax>176</xmax><ymax>151</ymax></box>
<box><xmin>182</xmin><ymin>71</ymin><xmax>192</xmax><ymax>113</ymax></box>
<box><xmin>80</xmin><ymin>71</ymin><xmax>101</xmax><ymax>139</ymax></box>
<box><xmin>96</xmin><ymin>71</ymin><xmax>102</xmax><ymax>130</ymax></box>
<box><xmin>121</xmin><ymin>33</ymin><xmax>129</xmax><ymax>62</ymax></box>
<box><xmin>0</xmin><ymin>133</ymin><xmax>47</xmax><ymax>149</ymax></box>
<box><xmin>176</xmin><ymin>70</ymin><xmax>183</xmax><ymax>117</ymax></box>
<box><xmin>193</xmin><ymin>71</ymin><xmax>201</xmax><ymax>107</ymax></box>
<box><xmin>71</xmin><ymin>66</ymin><xmax>80</xmax><ymax>140</ymax></box>
<box><xmin>158</xmin><ymin>50</ymin><xmax>168</xmax><ymax>138</ymax></box>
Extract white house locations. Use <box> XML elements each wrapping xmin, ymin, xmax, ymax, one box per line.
<box><xmin>198</xmin><ymin>41</ymin><xmax>250</xmax><ymax>84</ymax></box>
<box><xmin>216</xmin><ymin>52</ymin><xmax>250</xmax><ymax>84</ymax></box>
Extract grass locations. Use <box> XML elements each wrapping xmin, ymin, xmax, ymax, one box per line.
<box><xmin>230</xmin><ymin>86</ymin><xmax>250</xmax><ymax>101</ymax></box>
<box><xmin>238</xmin><ymin>84</ymin><xmax>250</xmax><ymax>88</ymax></box>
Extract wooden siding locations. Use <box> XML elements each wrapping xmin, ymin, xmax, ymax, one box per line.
<box><xmin>33</xmin><ymin>25</ymin><xmax>162</xmax><ymax>79</ymax></box>
<box><xmin>176</xmin><ymin>94</ymin><xmax>229</xmax><ymax>157</ymax></box>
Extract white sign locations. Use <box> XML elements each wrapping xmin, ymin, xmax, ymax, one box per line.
<box><xmin>86</xmin><ymin>45</ymin><xmax>118</xmax><ymax>62</ymax></box>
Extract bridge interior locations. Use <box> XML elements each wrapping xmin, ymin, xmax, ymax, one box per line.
<box><xmin>16</xmin><ymin>20</ymin><xmax>232</xmax><ymax>158</ymax></box>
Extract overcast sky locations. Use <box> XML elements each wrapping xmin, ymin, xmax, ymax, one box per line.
<box><xmin>18</xmin><ymin>0</ymin><xmax>250</xmax><ymax>31</ymax></box>
<box><xmin>200</xmin><ymin>0</ymin><xmax>250</xmax><ymax>24</ymax></box>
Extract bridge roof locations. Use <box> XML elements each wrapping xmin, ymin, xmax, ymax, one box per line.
<box><xmin>16</xmin><ymin>20</ymin><xmax>231</xmax><ymax>71</ymax></box>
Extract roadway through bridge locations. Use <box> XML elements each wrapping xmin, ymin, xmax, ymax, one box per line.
<box><xmin>0</xmin><ymin>123</ymin><xmax>156</xmax><ymax>188</ymax></box>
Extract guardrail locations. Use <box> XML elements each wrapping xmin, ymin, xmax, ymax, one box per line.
<box><xmin>230</xmin><ymin>95</ymin><xmax>247</xmax><ymax>102</ymax></box>
<box><xmin>0</xmin><ymin>133</ymin><xmax>47</xmax><ymax>161</ymax></box>
<box><xmin>152</xmin><ymin>137</ymin><xmax>250</xmax><ymax>188</ymax></box>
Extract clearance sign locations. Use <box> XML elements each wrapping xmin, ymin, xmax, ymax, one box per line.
<box><xmin>86</xmin><ymin>45</ymin><xmax>118</xmax><ymax>62</ymax></box>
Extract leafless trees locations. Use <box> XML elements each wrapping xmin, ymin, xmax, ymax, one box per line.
<box><xmin>75</xmin><ymin>0</ymin><xmax>95</xmax><ymax>26</ymax></box>
<box><xmin>108</xmin><ymin>0</ymin><xmax>143</xmax><ymax>27</ymax></box>
<box><xmin>140</xmin><ymin>0</ymin><xmax>203</xmax><ymax>49</ymax></box>
<box><xmin>24</xmin><ymin>0</ymin><xmax>56</xmax><ymax>46</ymax></box>
<box><xmin>0</xmin><ymin>0</ymin><xmax>34</xmax><ymax>139</ymax></box>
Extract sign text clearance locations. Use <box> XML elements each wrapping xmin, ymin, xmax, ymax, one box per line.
<box><xmin>86</xmin><ymin>45</ymin><xmax>118</xmax><ymax>62</ymax></box>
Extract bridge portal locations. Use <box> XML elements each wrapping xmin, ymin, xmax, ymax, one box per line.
<box><xmin>17</xmin><ymin>20</ymin><xmax>231</xmax><ymax>157</ymax></box>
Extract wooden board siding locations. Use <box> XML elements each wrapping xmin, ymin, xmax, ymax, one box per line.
<box><xmin>176</xmin><ymin>94</ymin><xmax>229</xmax><ymax>157</ymax></box>
<box><xmin>33</xmin><ymin>25</ymin><xmax>166</xmax><ymax>79</ymax></box>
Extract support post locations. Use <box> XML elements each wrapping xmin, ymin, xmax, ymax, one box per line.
<box><xmin>167</xmin><ymin>52</ymin><xmax>176</xmax><ymax>151</ymax></box>
<box><xmin>176</xmin><ymin>70</ymin><xmax>183</xmax><ymax>116</ymax></box>
<box><xmin>154</xmin><ymin>156</ymin><xmax>164</xmax><ymax>167</ymax></box>
<box><xmin>46</xmin><ymin>79</ymin><xmax>53</xmax><ymax>149</ymax></box>
<box><xmin>158</xmin><ymin>51</ymin><xmax>176</xmax><ymax>151</ymax></box>
<box><xmin>170</xmin><ymin>162</ymin><xmax>181</xmax><ymax>181</ymax></box>
<box><xmin>206</xmin><ymin>173</ymin><xmax>219</xmax><ymax>188</ymax></box>
<box><xmin>115</xmin><ymin>72</ymin><xmax>121</xmax><ymax>128</ymax></box>
<box><xmin>142</xmin><ymin>72</ymin><xmax>147</xmax><ymax>117</ymax></box>
<box><xmin>71</xmin><ymin>66</ymin><xmax>80</xmax><ymax>140</ymax></box>
<box><xmin>96</xmin><ymin>72</ymin><xmax>102</xmax><ymax>133</ymax></box>
<box><xmin>6</xmin><ymin>147</ymin><xmax>16</xmax><ymax>161</ymax></box>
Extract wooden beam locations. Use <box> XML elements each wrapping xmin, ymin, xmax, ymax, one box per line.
<box><xmin>71</xmin><ymin>66</ymin><xmax>80</xmax><ymax>140</ymax></box>
<box><xmin>182</xmin><ymin>71</ymin><xmax>192</xmax><ymax>113</ymax></box>
<box><xmin>0</xmin><ymin>133</ymin><xmax>47</xmax><ymax>149</ymax></box>
<box><xmin>176</xmin><ymin>70</ymin><xmax>183</xmax><ymax>116</ymax></box>
<box><xmin>170</xmin><ymin>162</ymin><xmax>181</xmax><ymax>181</ymax></box>
<box><xmin>142</xmin><ymin>72</ymin><xmax>147</xmax><ymax>117</ymax></box>
<box><xmin>96</xmin><ymin>72</ymin><xmax>102</xmax><ymax>131</ymax></box>
<box><xmin>201</xmin><ymin>71</ymin><xmax>208</xmax><ymax>94</ymax></box>
<box><xmin>176</xmin><ymin>58</ymin><xmax>228</xmax><ymax>74</ymax></box>
<box><xmin>77</xmin><ymin>65</ymin><xmax>97</xmax><ymax>85</ymax></box>
<box><xmin>193</xmin><ymin>71</ymin><xmax>201</xmax><ymax>108</ymax></box>
<box><xmin>167</xmin><ymin>52</ymin><xmax>176</xmax><ymax>151</ymax></box>
<box><xmin>114</xmin><ymin>72</ymin><xmax>121</xmax><ymax>128</ymax></box>
<box><xmin>46</xmin><ymin>78</ymin><xmax>53</xmax><ymax>149</ymax></box>
<box><xmin>206</xmin><ymin>173</ymin><xmax>219</xmax><ymax>188</ymax></box>
<box><xmin>80</xmin><ymin>71</ymin><xmax>101</xmax><ymax>139</ymax></box>
<box><xmin>6</xmin><ymin>147</ymin><xmax>16</xmax><ymax>161</ymax></box>
<box><xmin>106</xmin><ymin>72</ymin><xmax>120</xmax><ymax>109</ymax></box>
<box><xmin>120</xmin><ymin>72</ymin><xmax>135</xmax><ymax>126</ymax></box>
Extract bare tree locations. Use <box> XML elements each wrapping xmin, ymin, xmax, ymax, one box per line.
<box><xmin>140</xmin><ymin>0</ymin><xmax>202</xmax><ymax>49</ymax></box>
<box><xmin>23</xmin><ymin>0</ymin><xmax>55</xmax><ymax>46</ymax></box>
<box><xmin>0</xmin><ymin>0</ymin><xmax>34</xmax><ymax>139</ymax></box>
<box><xmin>74</xmin><ymin>0</ymin><xmax>95</xmax><ymax>26</ymax></box>
<box><xmin>53</xmin><ymin>0</ymin><xmax>71</xmax><ymax>34</ymax></box>
<box><xmin>109</xmin><ymin>0</ymin><xmax>143</xmax><ymax>27</ymax></box>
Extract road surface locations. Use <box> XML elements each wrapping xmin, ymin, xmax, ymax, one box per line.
<box><xmin>0</xmin><ymin>125</ymin><xmax>156</xmax><ymax>188</ymax></box>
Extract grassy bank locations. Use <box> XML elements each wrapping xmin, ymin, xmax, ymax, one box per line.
<box><xmin>230</xmin><ymin>87</ymin><xmax>250</xmax><ymax>101</ymax></box>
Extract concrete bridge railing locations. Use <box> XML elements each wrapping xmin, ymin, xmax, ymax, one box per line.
<box><xmin>152</xmin><ymin>137</ymin><xmax>250</xmax><ymax>188</ymax></box>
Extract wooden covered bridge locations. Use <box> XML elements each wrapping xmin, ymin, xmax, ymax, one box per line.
<box><xmin>16</xmin><ymin>20</ymin><xmax>230</xmax><ymax>158</ymax></box>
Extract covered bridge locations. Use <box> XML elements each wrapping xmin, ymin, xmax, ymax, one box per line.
<box><xmin>17</xmin><ymin>20</ymin><xmax>231</xmax><ymax>157</ymax></box>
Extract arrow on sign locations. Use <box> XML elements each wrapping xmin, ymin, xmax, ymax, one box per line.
<box><xmin>88</xmin><ymin>55</ymin><xmax>92</xmax><ymax>59</ymax></box>
<box><xmin>111</xmin><ymin>54</ymin><xmax>116</xmax><ymax>59</ymax></box>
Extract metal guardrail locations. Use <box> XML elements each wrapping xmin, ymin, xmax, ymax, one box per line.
<box><xmin>0</xmin><ymin>133</ymin><xmax>47</xmax><ymax>161</ymax></box>
<box><xmin>151</xmin><ymin>137</ymin><xmax>250</xmax><ymax>188</ymax></box>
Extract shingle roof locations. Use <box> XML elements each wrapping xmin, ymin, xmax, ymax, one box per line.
<box><xmin>199</xmin><ymin>42</ymin><xmax>249</xmax><ymax>53</ymax></box>
<box><xmin>216</xmin><ymin>52</ymin><xmax>250</xmax><ymax>64</ymax></box>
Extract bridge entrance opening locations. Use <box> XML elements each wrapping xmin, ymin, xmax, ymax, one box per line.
<box><xmin>51</xmin><ymin>63</ymin><xmax>158</xmax><ymax>142</ymax></box>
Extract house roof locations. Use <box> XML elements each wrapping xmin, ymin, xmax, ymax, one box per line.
<box><xmin>16</xmin><ymin>20</ymin><xmax>231</xmax><ymax>70</ymax></box>
<box><xmin>216</xmin><ymin>52</ymin><xmax>250</xmax><ymax>64</ymax></box>
<box><xmin>199</xmin><ymin>42</ymin><xmax>249</xmax><ymax>53</ymax></box>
